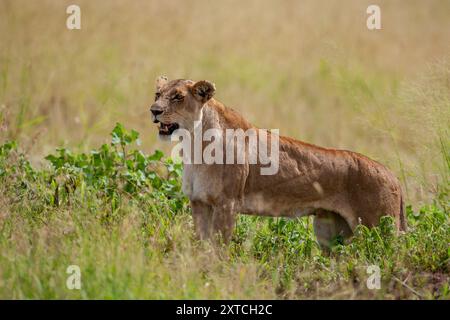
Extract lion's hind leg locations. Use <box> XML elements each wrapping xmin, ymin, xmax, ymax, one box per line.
<box><xmin>313</xmin><ymin>209</ymin><xmax>353</xmax><ymax>251</ymax></box>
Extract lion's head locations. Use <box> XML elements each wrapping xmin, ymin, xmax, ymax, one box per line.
<box><xmin>149</xmin><ymin>76</ymin><xmax>215</xmax><ymax>139</ymax></box>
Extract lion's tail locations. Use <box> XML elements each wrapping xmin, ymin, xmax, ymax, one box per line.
<box><xmin>399</xmin><ymin>193</ymin><xmax>407</xmax><ymax>231</ymax></box>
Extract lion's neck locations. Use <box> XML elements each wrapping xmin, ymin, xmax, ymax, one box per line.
<box><xmin>201</xmin><ymin>99</ymin><xmax>254</xmax><ymax>132</ymax></box>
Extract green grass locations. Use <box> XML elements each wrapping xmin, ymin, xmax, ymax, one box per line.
<box><xmin>0</xmin><ymin>125</ymin><xmax>448</xmax><ymax>299</ymax></box>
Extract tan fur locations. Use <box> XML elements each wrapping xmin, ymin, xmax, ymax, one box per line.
<box><xmin>150</xmin><ymin>77</ymin><xmax>406</xmax><ymax>247</ymax></box>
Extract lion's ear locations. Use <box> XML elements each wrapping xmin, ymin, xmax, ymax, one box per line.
<box><xmin>190</xmin><ymin>80</ymin><xmax>216</xmax><ymax>103</ymax></box>
<box><xmin>156</xmin><ymin>75</ymin><xmax>168</xmax><ymax>91</ymax></box>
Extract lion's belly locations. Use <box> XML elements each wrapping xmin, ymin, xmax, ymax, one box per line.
<box><xmin>238</xmin><ymin>192</ymin><xmax>317</xmax><ymax>218</ymax></box>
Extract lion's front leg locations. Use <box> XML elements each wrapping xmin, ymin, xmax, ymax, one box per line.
<box><xmin>191</xmin><ymin>200</ymin><xmax>213</xmax><ymax>241</ymax></box>
<box><xmin>211</xmin><ymin>202</ymin><xmax>236</xmax><ymax>244</ymax></box>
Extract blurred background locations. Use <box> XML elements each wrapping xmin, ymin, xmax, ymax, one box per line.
<box><xmin>0</xmin><ymin>0</ymin><xmax>449</xmax><ymax>205</ymax></box>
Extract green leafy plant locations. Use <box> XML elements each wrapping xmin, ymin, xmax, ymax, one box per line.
<box><xmin>0</xmin><ymin>123</ymin><xmax>186</xmax><ymax>216</ymax></box>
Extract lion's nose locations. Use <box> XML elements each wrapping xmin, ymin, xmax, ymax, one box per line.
<box><xmin>151</xmin><ymin>109</ymin><xmax>163</xmax><ymax>116</ymax></box>
<box><xmin>150</xmin><ymin>104</ymin><xmax>163</xmax><ymax>123</ymax></box>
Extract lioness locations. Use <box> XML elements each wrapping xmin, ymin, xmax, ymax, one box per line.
<box><xmin>149</xmin><ymin>76</ymin><xmax>406</xmax><ymax>249</ymax></box>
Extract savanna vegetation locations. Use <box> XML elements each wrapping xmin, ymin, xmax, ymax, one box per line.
<box><xmin>0</xmin><ymin>0</ymin><xmax>449</xmax><ymax>299</ymax></box>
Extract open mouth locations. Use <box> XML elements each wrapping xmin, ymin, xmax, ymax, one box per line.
<box><xmin>158</xmin><ymin>122</ymin><xmax>179</xmax><ymax>135</ymax></box>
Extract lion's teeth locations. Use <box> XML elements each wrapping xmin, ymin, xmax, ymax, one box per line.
<box><xmin>160</xmin><ymin>124</ymin><xmax>169</xmax><ymax>132</ymax></box>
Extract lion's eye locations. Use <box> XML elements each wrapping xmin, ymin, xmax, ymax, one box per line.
<box><xmin>171</xmin><ymin>93</ymin><xmax>184</xmax><ymax>102</ymax></box>
<box><xmin>154</xmin><ymin>92</ymin><xmax>161</xmax><ymax>101</ymax></box>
